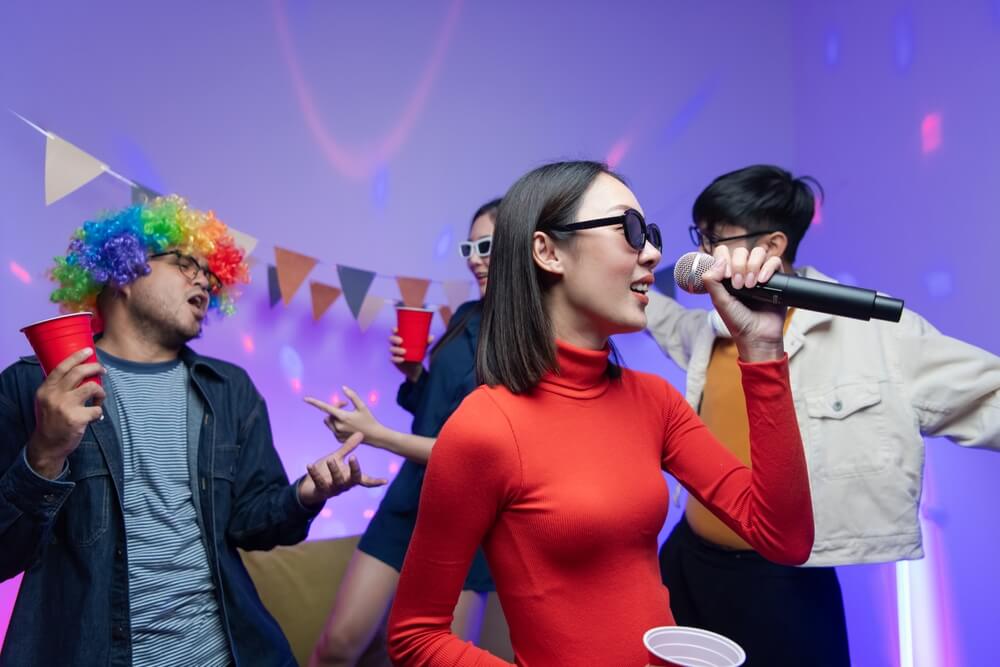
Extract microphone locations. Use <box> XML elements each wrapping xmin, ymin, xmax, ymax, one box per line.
<box><xmin>673</xmin><ymin>252</ymin><xmax>904</xmax><ymax>322</ymax></box>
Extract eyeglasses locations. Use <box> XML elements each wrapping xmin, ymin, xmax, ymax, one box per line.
<box><xmin>459</xmin><ymin>236</ymin><xmax>493</xmax><ymax>259</ymax></box>
<box><xmin>561</xmin><ymin>208</ymin><xmax>662</xmax><ymax>252</ymax></box>
<box><xmin>150</xmin><ymin>251</ymin><xmax>222</xmax><ymax>293</ymax></box>
<box><xmin>688</xmin><ymin>225</ymin><xmax>778</xmax><ymax>250</ymax></box>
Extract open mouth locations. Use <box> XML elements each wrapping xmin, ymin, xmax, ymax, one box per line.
<box><xmin>629</xmin><ymin>281</ymin><xmax>650</xmax><ymax>295</ymax></box>
<box><xmin>187</xmin><ymin>293</ymin><xmax>209</xmax><ymax>312</ymax></box>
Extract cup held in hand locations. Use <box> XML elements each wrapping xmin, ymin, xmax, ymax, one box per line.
<box><xmin>395</xmin><ymin>307</ymin><xmax>434</xmax><ymax>362</ymax></box>
<box><xmin>21</xmin><ymin>313</ymin><xmax>101</xmax><ymax>387</ymax></box>
<box><xmin>644</xmin><ymin>626</ymin><xmax>746</xmax><ymax>667</ymax></box>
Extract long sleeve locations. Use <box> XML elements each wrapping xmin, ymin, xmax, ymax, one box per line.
<box><xmin>0</xmin><ymin>371</ymin><xmax>76</xmax><ymax>581</ymax></box>
<box><xmin>661</xmin><ymin>355</ymin><xmax>814</xmax><ymax>565</ymax></box>
<box><xmin>894</xmin><ymin>312</ymin><xmax>1000</xmax><ymax>449</ymax></box>
<box><xmin>388</xmin><ymin>390</ymin><xmax>519</xmax><ymax>667</ymax></box>
<box><xmin>226</xmin><ymin>384</ymin><xmax>319</xmax><ymax>550</ymax></box>
<box><xmin>397</xmin><ymin>373</ymin><xmax>429</xmax><ymax>416</ymax></box>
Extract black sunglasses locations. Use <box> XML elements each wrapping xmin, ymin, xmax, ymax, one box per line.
<box><xmin>562</xmin><ymin>209</ymin><xmax>662</xmax><ymax>252</ymax></box>
<box><xmin>459</xmin><ymin>236</ymin><xmax>492</xmax><ymax>259</ymax></box>
<box><xmin>688</xmin><ymin>224</ymin><xmax>778</xmax><ymax>250</ymax></box>
<box><xmin>150</xmin><ymin>251</ymin><xmax>222</xmax><ymax>293</ymax></box>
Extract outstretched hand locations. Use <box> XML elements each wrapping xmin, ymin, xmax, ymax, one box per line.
<box><xmin>304</xmin><ymin>386</ymin><xmax>384</xmax><ymax>446</ymax></box>
<box><xmin>297</xmin><ymin>431</ymin><xmax>387</xmax><ymax>507</ymax></box>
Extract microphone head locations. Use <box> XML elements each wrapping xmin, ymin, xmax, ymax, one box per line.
<box><xmin>673</xmin><ymin>252</ymin><xmax>716</xmax><ymax>294</ymax></box>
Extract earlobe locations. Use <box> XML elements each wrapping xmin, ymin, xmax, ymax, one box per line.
<box><xmin>531</xmin><ymin>231</ymin><xmax>564</xmax><ymax>276</ymax></box>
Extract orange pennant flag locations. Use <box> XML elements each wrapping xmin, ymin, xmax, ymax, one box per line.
<box><xmin>310</xmin><ymin>281</ymin><xmax>342</xmax><ymax>320</ymax></box>
<box><xmin>396</xmin><ymin>276</ymin><xmax>431</xmax><ymax>308</ymax></box>
<box><xmin>274</xmin><ymin>247</ymin><xmax>319</xmax><ymax>305</ymax></box>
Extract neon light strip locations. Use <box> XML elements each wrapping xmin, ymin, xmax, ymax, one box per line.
<box><xmin>896</xmin><ymin>560</ymin><xmax>914</xmax><ymax>667</ymax></box>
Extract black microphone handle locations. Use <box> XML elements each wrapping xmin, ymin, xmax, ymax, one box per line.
<box><xmin>722</xmin><ymin>273</ymin><xmax>904</xmax><ymax>322</ymax></box>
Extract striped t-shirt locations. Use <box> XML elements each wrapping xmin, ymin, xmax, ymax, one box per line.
<box><xmin>102</xmin><ymin>351</ymin><xmax>231</xmax><ymax>667</ymax></box>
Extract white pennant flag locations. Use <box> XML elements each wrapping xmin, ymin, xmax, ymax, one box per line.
<box><xmin>44</xmin><ymin>134</ymin><xmax>106</xmax><ymax>205</ymax></box>
<box><xmin>229</xmin><ymin>227</ymin><xmax>259</xmax><ymax>257</ymax></box>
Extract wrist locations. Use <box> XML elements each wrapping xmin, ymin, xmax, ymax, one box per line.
<box><xmin>25</xmin><ymin>441</ymin><xmax>67</xmax><ymax>480</ymax></box>
<box><xmin>407</xmin><ymin>366</ymin><xmax>423</xmax><ymax>383</ymax></box>
<box><xmin>735</xmin><ymin>339</ymin><xmax>784</xmax><ymax>363</ymax></box>
<box><xmin>296</xmin><ymin>477</ymin><xmax>322</xmax><ymax>508</ymax></box>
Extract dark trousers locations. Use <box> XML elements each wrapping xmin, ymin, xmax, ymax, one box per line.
<box><xmin>660</xmin><ymin>517</ymin><xmax>851</xmax><ymax>667</ymax></box>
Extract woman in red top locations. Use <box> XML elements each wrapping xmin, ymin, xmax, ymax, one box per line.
<box><xmin>387</xmin><ymin>161</ymin><xmax>814</xmax><ymax>666</ymax></box>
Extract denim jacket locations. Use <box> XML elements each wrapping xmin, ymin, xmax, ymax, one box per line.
<box><xmin>0</xmin><ymin>345</ymin><xmax>319</xmax><ymax>666</ymax></box>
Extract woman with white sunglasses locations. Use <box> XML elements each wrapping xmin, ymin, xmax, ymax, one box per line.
<box><xmin>308</xmin><ymin>199</ymin><xmax>504</xmax><ymax>666</ymax></box>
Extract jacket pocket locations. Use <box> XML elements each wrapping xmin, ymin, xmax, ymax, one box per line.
<box><xmin>805</xmin><ymin>382</ymin><xmax>890</xmax><ymax>479</ymax></box>
<box><xmin>62</xmin><ymin>440</ymin><xmax>111</xmax><ymax>547</ymax></box>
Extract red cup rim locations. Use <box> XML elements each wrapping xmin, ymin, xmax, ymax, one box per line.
<box><xmin>20</xmin><ymin>312</ymin><xmax>93</xmax><ymax>333</ymax></box>
<box><xmin>395</xmin><ymin>306</ymin><xmax>435</xmax><ymax>312</ymax></box>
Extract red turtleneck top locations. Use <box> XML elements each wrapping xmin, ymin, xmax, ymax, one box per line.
<box><xmin>388</xmin><ymin>340</ymin><xmax>813</xmax><ymax>667</ymax></box>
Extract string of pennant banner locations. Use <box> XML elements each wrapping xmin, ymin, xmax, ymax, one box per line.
<box><xmin>10</xmin><ymin>110</ymin><xmax>476</xmax><ymax>331</ymax></box>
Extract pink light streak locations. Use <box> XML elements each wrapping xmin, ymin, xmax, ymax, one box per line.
<box><xmin>272</xmin><ymin>0</ymin><xmax>464</xmax><ymax>181</ymax></box>
<box><xmin>921</xmin><ymin>112</ymin><xmax>943</xmax><ymax>155</ymax></box>
<box><xmin>9</xmin><ymin>261</ymin><xmax>31</xmax><ymax>284</ymax></box>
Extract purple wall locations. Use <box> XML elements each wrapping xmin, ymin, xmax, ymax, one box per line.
<box><xmin>1</xmin><ymin>2</ymin><xmax>997</xmax><ymax>664</ymax></box>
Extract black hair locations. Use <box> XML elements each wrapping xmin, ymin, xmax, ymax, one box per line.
<box><xmin>428</xmin><ymin>197</ymin><xmax>502</xmax><ymax>362</ymax></box>
<box><xmin>693</xmin><ymin>164</ymin><xmax>824</xmax><ymax>263</ymax></box>
<box><xmin>477</xmin><ymin>161</ymin><xmax>625</xmax><ymax>394</ymax></box>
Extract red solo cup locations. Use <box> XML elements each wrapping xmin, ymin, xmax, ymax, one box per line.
<box><xmin>395</xmin><ymin>307</ymin><xmax>434</xmax><ymax>362</ymax></box>
<box><xmin>21</xmin><ymin>313</ymin><xmax>101</xmax><ymax>387</ymax></box>
<box><xmin>644</xmin><ymin>626</ymin><xmax>746</xmax><ymax>667</ymax></box>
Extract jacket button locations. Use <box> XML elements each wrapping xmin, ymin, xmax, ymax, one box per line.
<box><xmin>832</xmin><ymin>400</ymin><xmax>843</xmax><ymax>412</ymax></box>
<box><xmin>116</xmin><ymin>547</ymin><xmax>124</xmax><ymax>559</ymax></box>
<box><xmin>43</xmin><ymin>493</ymin><xmax>55</xmax><ymax>503</ymax></box>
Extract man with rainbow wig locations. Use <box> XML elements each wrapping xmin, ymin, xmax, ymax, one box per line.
<box><xmin>0</xmin><ymin>197</ymin><xmax>386</xmax><ymax>666</ymax></box>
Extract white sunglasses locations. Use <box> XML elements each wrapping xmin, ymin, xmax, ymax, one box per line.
<box><xmin>459</xmin><ymin>236</ymin><xmax>492</xmax><ymax>259</ymax></box>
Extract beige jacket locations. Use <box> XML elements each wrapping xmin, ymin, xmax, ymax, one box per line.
<box><xmin>645</xmin><ymin>267</ymin><xmax>1000</xmax><ymax>566</ymax></box>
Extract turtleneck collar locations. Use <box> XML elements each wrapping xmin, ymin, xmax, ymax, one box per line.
<box><xmin>537</xmin><ymin>339</ymin><xmax>612</xmax><ymax>399</ymax></box>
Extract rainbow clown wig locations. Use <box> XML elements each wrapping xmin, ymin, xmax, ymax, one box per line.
<box><xmin>50</xmin><ymin>195</ymin><xmax>250</xmax><ymax>322</ymax></box>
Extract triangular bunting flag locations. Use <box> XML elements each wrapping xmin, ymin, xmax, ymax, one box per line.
<box><xmin>356</xmin><ymin>295</ymin><xmax>386</xmax><ymax>332</ymax></box>
<box><xmin>442</xmin><ymin>279</ymin><xmax>474</xmax><ymax>311</ymax></box>
<box><xmin>396</xmin><ymin>276</ymin><xmax>431</xmax><ymax>308</ymax></box>
<box><xmin>439</xmin><ymin>306</ymin><xmax>454</xmax><ymax>327</ymax></box>
<box><xmin>337</xmin><ymin>265</ymin><xmax>377</xmax><ymax>319</ymax></box>
<box><xmin>274</xmin><ymin>247</ymin><xmax>318</xmax><ymax>305</ymax></box>
<box><xmin>310</xmin><ymin>281</ymin><xmax>342</xmax><ymax>321</ymax></box>
<box><xmin>267</xmin><ymin>264</ymin><xmax>282</xmax><ymax>307</ymax></box>
<box><xmin>130</xmin><ymin>183</ymin><xmax>162</xmax><ymax>205</ymax></box>
<box><xmin>229</xmin><ymin>228</ymin><xmax>259</xmax><ymax>257</ymax></box>
<box><xmin>653</xmin><ymin>263</ymin><xmax>676</xmax><ymax>298</ymax></box>
<box><xmin>45</xmin><ymin>134</ymin><xmax>106</xmax><ymax>205</ymax></box>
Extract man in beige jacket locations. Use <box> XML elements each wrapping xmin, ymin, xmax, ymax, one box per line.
<box><xmin>646</xmin><ymin>164</ymin><xmax>1000</xmax><ymax>666</ymax></box>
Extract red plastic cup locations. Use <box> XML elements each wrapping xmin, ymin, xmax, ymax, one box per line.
<box><xmin>644</xmin><ymin>626</ymin><xmax>746</xmax><ymax>667</ymax></box>
<box><xmin>21</xmin><ymin>313</ymin><xmax>101</xmax><ymax>386</ymax></box>
<box><xmin>396</xmin><ymin>307</ymin><xmax>434</xmax><ymax>363</ymax></box>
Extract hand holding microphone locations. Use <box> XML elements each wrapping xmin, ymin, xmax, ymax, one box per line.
<box><xmin>674</xmin><ymin>251</ymin><xmax>904</xmax><ymax>323</ymax></box>
<box><xmin>692</xmin><ymin>246</ymin><xmax>788</xmax><ymax>362</ymax></box>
